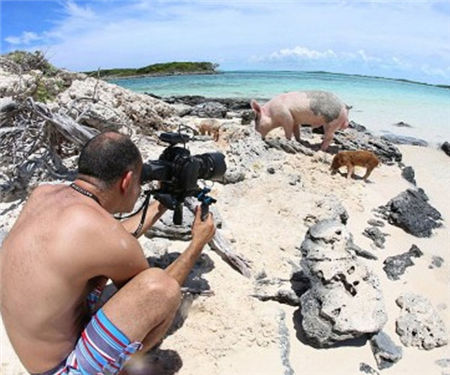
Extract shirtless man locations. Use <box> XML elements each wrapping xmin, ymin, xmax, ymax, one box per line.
<box><xmin>0</xmin><ymin>131</ymin><xmax>215</xmax><ymax>375</ymax></box>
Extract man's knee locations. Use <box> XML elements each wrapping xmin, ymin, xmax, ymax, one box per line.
<box><xmin>138</xmin><ymin>268</ymin><xmax>181</xmax><ymax>310</ymax></box>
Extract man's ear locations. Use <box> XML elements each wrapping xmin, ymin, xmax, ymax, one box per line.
<box><xmin>120</xmin><ymin>171</ymin><xmax>134</xmax><ymax>193</ymax></box>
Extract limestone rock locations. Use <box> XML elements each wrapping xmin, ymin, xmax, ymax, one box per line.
<box><xmin>396</xmin><ymin>293</ymin><xmax>448</xmax><ymax>350</ymax></box>
<box><xmin>370</xmin><ymin>331</ymin><xmax>403</xmax><ymax>370</ymax></box>
<box><xmin>298</xmin><ymin>220</ymin><xmax>387</xmax><ymax>347</ymax></box>
<box><xmin>56</xmin><ymin>78</ymin><xmax>175</xmax><ymax>134</ymax></box>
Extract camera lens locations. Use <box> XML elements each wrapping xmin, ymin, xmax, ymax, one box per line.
<box><xmin>196</xmin><ymin>152</ymin><xmax>227</xmax><ymax>180</ymax></box>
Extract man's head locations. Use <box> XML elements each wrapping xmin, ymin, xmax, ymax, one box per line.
<box><xmin>77</xmin><ymin>131</ymin><xmax>142</xmax><ymax>212</ymax></box>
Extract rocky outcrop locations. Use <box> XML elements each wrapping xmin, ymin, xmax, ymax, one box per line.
<box><xmin>333</xmin><ymin>121</ymin><xmax>402</xmax><ymax>164</ymax></box>
<box><xmin>0</xmin><ymin>52</ymin><xmax>85</xmax><ymax>101</ymax></box>
<box><xmin>381</xmin><ymin>133</ymin><xmax>428</xmax><ymax>147</ymax></box>
<box><xmin>56</xmin><ymin>78</ymin><xmax>176</xmax><ymax>133</ymax></box>
<box><xmin>149</xmin><ymin>94</ymin><xmax>251</xmax><ymax>111</ymax></box>
<box><xmin>370</xmin><ymin>331</ymin><xmax>403</xmax><ymax>370</ymax></box>
<box><xmin>376</xmin><ymin>188</ymin><xmax>442</xmax><ymax>237</ymax></box>
<box><xmin>298</xmin><ymin>220</ymin><xmax>387</xmax><ymax>347</ymax></box>
<box><xmin>189</xmin><ymin>102</ymin><xmax>228</xmax><ymax>118</ymax></box>
<box><xmin>265</xmin><ymin>138</ymin><xmax>314</xmax><ymax>156</ymax></box>
<box><xmin>396</xmin><ymin>293</ymin><xmax>448</xmax><ymax>350</ymax></box>
<box><xmin>383</xmin><ymin>245</ymin><xmax>423</xmax><ymax>280</ymax></box>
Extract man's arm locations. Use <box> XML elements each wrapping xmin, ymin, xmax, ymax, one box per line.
<box><xmin>120</xmin><ymin>200</ymin><xmax>167</xmax><ymax>238</ymax></box>
<box><xmin>165</xmin><ymin>207</ymin><xmax>215</xmax><ymax>285</ymax></box>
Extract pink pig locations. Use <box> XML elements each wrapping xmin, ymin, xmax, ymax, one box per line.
<box><xmin>251</xmin><ymin>91</ymin><xmax>351</xmax><ymax>151</ymax></box>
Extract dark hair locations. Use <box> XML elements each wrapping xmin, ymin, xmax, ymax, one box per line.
<box><xmin>78</xmin><ymin>131</ymin><xmax>142</xmax><ymax>186</ymax></box>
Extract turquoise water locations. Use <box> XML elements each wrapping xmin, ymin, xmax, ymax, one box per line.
<box><xmin>110</xmin><ymin>71</ymin><xmax>450</xmax><ymax>145</ymax></box>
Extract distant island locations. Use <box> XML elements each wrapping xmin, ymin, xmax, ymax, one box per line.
<box><xmin>84</xmin><ymin>61</ymin><xmax>219</xmax><ymax>79</ymax></box>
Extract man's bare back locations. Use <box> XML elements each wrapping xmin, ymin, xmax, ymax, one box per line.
<box><xmin>0</xmin><ymin>131</ymin><xmax>215</xmax><ymax>374</ymax></box>
<box><xmin>0</xmin><ymin>183</ymin><xmax>147</xmax><ymax>372</ymax></box>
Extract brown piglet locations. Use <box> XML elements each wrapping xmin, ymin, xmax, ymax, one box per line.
<box><xmin>331</xmin><ymin>150</ymin><xmax>379</xmax><ymax>181</ymax></box>
<box><xmin>198</xmin><ymin>119</ymin><xmax>221</xmax><ymax>141</ymax></box>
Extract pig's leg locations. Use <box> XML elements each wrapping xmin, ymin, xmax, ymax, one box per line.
<box><xmin>363</xmin><ymin>166</ymin><xmax>375</xmax><ymax>181</ymax></box>
<box><xmin>321</xmin><ymin>120</ymin><xmax>342</xmax><ymax>151</ymax></box>
<box><xmin>320</xmin><ymin>127</ymin><xmax>335</xmax><ymax>151</ymax></box>
<box><xmin>346</xmin><ymin>165</ymin><xmax>354</xmax><ymax>179</ymax></box>
<box><xmin>293</xmin><ymin>124</ymin><xmax>301</xmax><ymax>142</ymax></box>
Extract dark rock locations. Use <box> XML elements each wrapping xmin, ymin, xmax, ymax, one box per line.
<box><xmin>359</xmin><ymin>362</ymin><xmax>380</xmax><ymax>375</ymax></box>
<box><xmin>393</xmin><ymin>121</ymin><xmax>413</xmax><ymax>128</ymax></box>
<box><xmin>370</xmin><ymin>331</ymin><xmax>403</xmax><ymax>370</ymax></box>
<box><xmin>429</xmin><ymin>255</ymin><xmax>444</xmax><ymax>269</ymax></box>
<box><xmin>441</xmin><ymin>142</ymin><xmax>450</xmax><ymax>156</ymax></box>
<box><xmin>190</xmin><ymin>101</ymin><xmax>227</xmax><ymax>118</ymax></box>
<box><xmin>401</xmin><ymin>166</ymin><xmax>416</xmax><ymax>185</ymax></box>
<box><xmin>363</xmin><ymin>227</ymin><xmax>388</xmax><ymax>249</ymax></box>
<box><xmin>267</xmin><ymin>167</ymin><xmax>276</xmax><ymax>174</ymax></box>
<box><xmin>311</xmin><ymin>126</ymin><xmax>325</xmax><ymax>134</ymax></box>
<box><xmin>265</xmin><ymin>138</ymin><xmax>314</xmax><ymax>156</ymax></box>
<box><xmin>383</xmin><ymin>244</ymin><xmax>423</xmax><ymax>280</ymax></box>
<box><xmin>241</xmin><ymin>110</ymin><xmax>254</xmax><ymax>125</ymax></box>
<box><xmin>367</xmin><ymin>219</ymin><xmax>385</xmax><ymax>227</ymax></box>
<box><xmin>334</xmin><ymin>121</ymin><xmax>402</xmax><ymax>164</ymax></box>
<box><xmin>381</xmin><ymin>133</ymin><xmax>428</xmax><ymax>147</ymax></box>
<box><xmin>378</xmin><ymin>188</ymin><xmax>442</xmax><ymax>237</ymax></box>
<box><xmin>150</xmin><ymin>94</ymin><xmax>251</xmax><ymax>111</ymax></box>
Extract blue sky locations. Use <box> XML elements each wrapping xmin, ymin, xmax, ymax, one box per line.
<box><xmin>1</xmin><ymin>0</ymin><xmax>450</xmax><ymax>84</ymax></box>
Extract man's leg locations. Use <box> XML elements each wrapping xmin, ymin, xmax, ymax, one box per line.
<box><xmin>101</xmin><ymin>268</ymin><xmax>181</xmax><ymax>351</ymax></box>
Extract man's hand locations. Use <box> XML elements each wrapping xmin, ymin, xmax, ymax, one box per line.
<box><xmin>191</xmin><ymin>205</ymin><xmax>216</xmax><ymax>246</ymax></box>
<box><xmin>165</xmin><ymin>206</ymin><xmax>216</xmax><ymax>285</ymax></box>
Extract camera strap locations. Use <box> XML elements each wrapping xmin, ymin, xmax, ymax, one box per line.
<box><xmin>131</xmin><ymin>191</ymin><xmax>152</xmax><ymax>237</ymax></box>
<box><xmin>70</xmin><ymin>183</ymin><xmax>101</xmax><ymax>206</ymax></box>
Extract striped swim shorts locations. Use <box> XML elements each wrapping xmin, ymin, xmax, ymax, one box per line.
<box><xmin>33</xmin><ymin>309</ymin><xmax>143</xmax><ymax>375</ymax></box>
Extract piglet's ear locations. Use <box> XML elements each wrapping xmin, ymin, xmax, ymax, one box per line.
<box><xmin>250</xmin><ymin>99</ymin><xmax>261</xmax><ymax>114</ymax></box>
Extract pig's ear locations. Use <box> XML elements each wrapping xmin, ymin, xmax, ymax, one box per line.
<box><xmin>251</xmin><ymin>100</ymin><xmax>261</xmax><ymax>114</ymax></box>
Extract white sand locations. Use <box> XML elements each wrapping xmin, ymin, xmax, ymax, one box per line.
<box><xmin>1</xmin><ymin>144</ymin><xmax>449</xmax><ymax>375</ymax></box>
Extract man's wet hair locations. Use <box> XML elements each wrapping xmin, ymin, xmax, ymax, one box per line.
<box><xmin>78</xmin><ymin>131</ymin><xmax>142</xmax><ymax>187</ymax></box>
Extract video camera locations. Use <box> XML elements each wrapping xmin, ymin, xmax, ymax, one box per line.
<box><xmin>138</xmin><ymin>130</ymin><xmax>226</xmax><ymax>227</ymax></box>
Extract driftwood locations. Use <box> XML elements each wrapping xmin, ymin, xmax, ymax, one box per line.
<box><xmin>185</xmin><ymin>198</ymin><xmax>252</xmax><ymax>278</ymax></box>
<box><xmin>0</xmin><ymin>97</ymin><xmax>100</xmax><ymax>201</ymax></box>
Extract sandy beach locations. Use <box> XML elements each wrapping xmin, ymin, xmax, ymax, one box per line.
<box><xmin>1</xmin><ymin>137</ymin><xmax>449</xmax><ymax>375</ymax></box>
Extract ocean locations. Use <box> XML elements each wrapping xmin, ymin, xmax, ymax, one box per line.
<box><xmin>109</xmin><ymin>71</ymin><xmax>450</xmax><ymax>146</ymax></box>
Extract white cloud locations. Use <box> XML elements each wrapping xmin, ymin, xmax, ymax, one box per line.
<box><xmin>65</xmin><ymin>1</ymin><xmax>95</xmax><ymax>19</ymax></box>
<box><xmin>269</xmin><ymin>46</ymin><xmax>337</xmax><ymax>60</ymax></box>
<box><xmin>5</xmin><ymin>31</ymin><xmax>41</xmax><ymax>45</ymax></box>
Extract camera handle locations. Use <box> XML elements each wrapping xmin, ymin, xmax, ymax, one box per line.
<box><xmin>197</xmin><ymin>187</ymin><xmax>217</xmax><ymax>221</ymax></box>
